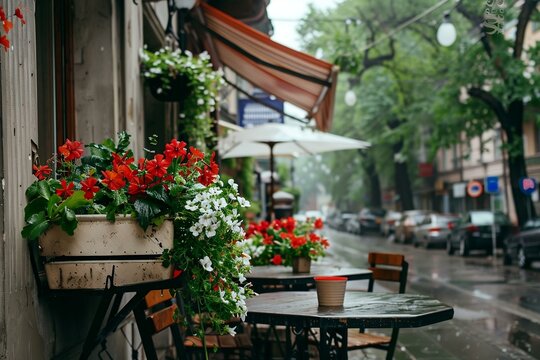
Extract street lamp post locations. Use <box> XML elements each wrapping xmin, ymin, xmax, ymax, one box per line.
<box><xmin>165</xmin><ymin>0</ymin><xmax>197</xmax><ymax>51</ymax></box>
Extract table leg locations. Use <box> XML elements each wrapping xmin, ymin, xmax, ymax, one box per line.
<box><xmin>319</xmin><ymin>327</ymin><xmax>348</xmax><ymax>360</ymax></box>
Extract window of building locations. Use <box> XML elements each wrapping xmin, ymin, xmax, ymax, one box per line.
<box><xmin>36</xmin><ymin>0</ymin><xmax>76</xmax><ymax>163</ymax></box>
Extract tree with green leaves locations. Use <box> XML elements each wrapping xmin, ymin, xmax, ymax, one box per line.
<box><xmin>435</xmin><ymin>0</ymin><xmax>540</xmax><ymax>225</ymax></box>
<box><xmin>298</xmin><ymin>0</ymin><xmax>442</xmax><ymax>211</ymax></box>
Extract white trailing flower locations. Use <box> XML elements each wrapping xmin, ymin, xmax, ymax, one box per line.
<box><xmin>225</xmin><ymin>326</ymin><xmax>237</xmax><ymax>336</ymax></box>
<box><xmin>199</xmin><ymin>256</ymin><xmax>213</xmax><ymax>272</ymax></box>
<box><xmin>219</xmin><ymin>290</ymin><xmax>229</xmax><ymax>304</ymax></box>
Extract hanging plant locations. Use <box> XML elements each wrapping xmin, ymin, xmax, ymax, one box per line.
<box><xmin>140</xmin><ymin>47</ymin><xmax>223</xmax><ymax>150</ymax></box>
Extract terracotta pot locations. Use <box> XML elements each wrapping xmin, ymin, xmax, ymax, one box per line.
<box><xmin>147</xmin><ymin>75</ymin><xmax>190</xmax><ymax>102</ymax></box>
<box><xmin>39</xmin><ymin>215</ymin><xmax>173</xmax><ymax>289</ymax></box>
<box><xmin>292</xmin><ymin>256</ymin><xmax>311</xmax><ymax>274</ymax></box>
<box><xmin>314</xmin><ymin>276</ymin><xmax>348</xmax><ymax>307</ymax></box>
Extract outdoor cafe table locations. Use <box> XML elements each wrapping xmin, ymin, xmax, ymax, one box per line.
<box><xmin>246</xmin><ymin>291</ymin><xmax>454</xmax><ymax>360</ymax></box>
<box><xmin>247</xmin><ymin>265</ymin><xmax>372</xmax><ymax>292</ymax></box>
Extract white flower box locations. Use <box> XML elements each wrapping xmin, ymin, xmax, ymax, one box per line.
<box><xmin>39</xmin><ymin>215</ymin><xmax>173</xmax><ymax>290</ymax></box>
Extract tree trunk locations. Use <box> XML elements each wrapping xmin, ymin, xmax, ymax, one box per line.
<box><xmin>503</xmin><ymin>101</ymin><xmax>536</xmax><ymax>226</ymax></box>
<box><xmin>362</xmin><ymin>153</ymin><xmax>382</xmax><ymax>208</ymax></box>
<box><xmin>393</xmin><ymin>138</ymin><xmax>414</xmax><ymax>211</ymax></box>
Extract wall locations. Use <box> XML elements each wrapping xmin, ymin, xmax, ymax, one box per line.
<box><xmin>0</xmin><ymin>1</ymin><xmax>47</xmax><ymax>358</ymax></box>
<box><xmin>73</xmin><ymin>0</ymin><xmax>121</xmax><ymax>143</ymax></box>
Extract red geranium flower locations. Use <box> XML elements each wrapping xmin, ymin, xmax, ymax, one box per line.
<box><xmin>309</xmin><ymin>233</ymin><xmax>320</xmax><ymax>243</ymax></box>
<box><xmin>0</xmin><ymin>35</ymin><xmax>9</xmax><ymax>52</ymax></box>
<box><xmin>0</xmin><ymin>7</ymin><xmax>6</xmax><ymax>21</ymax></box>
<box><xmin>101</xmin><ymin>170</ymin><xmax>126</xmax><ymax>191</ymax></box>
<box><xmin>3</xmin><ymin>19</ymin><xmax>13</xmax><ymax>34</ymax></box>
<box><xmin>32</xmin><ymin>164</ymin><xmax>52</xmax><ymax>180</ymax></box>
<box><xmin>164</xmin><ymin>139</ymin><xmax>187</xmax><ymax>160</ymax></box>
<box><xmin>197</xmin><ymin>153</ymin><xmax>219</xmax><ymax>186</ymax></box>
<box><xmin>262</xmin><ymin>233</ymin><xmax>274</xmax><ymax>245</ymax></box>
<box><xmin>127</xmin><ymin>173</ymin><xmax>153</xmax><ymax>195</ymax></box>
<box><xmin>187</xmin><ymin>146</ymin><xmax>205</xmax><ymax>166</ymax></box>
<box><xmin>314</xmin><ymin>218</ymin><xmax>324</xmax><ymax>229</ymax></box>
<box><xmin>321</xmin><ymin>238</ymin><xmax>330</xmax><ymax>248</ymax></box>
<box><xmin>271</xmin><ymin>254</ymin><xmax>282</xmax><ymax>265</ymax></box>
<box><xmin>58</xmin><ymin>139</ymin><xmax>84</xmax><ymax>161</ymax></box>
<box><xmin>112</xmin><ymin>152</ymin><xmax>134</xmax><ymax>167</ymax></box>
<box><xmin>56</xmin><ymin>179</ymin><xmax>74</xmax><ymax>199</ymax></box>
<box><xmin>146</xmin><ymin>154</ymin><xmax>170</xmax><ymax>178</ymax></box>
<box><xmin>80</xmin><ymin>177</ymin><xmax>99</xmax><ymax>199</ymax></box>
<box><xmin>290</xmin><ymin>235</ymin><xmax>307</xmax><ymax>249</ymax></box>
<box><xmin>282</xmin><ymin>217</ymin><xmax>296</xmax><ymax>233</ymax></box>
<box><xmin>14</xmin><ymin>8</ymin><xmax>25</xmax><ymax>25</ymax></box>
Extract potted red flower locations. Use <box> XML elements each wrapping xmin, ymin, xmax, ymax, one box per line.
<box><xmin>245</xmin><ymin>216</ymin><xmax>329</xmax><ymax>273</ymax></box>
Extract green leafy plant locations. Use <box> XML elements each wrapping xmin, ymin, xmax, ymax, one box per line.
<box><xmin>245</xmin><ymin>217</ymin><xmax>329</xmax><ymax>266</ymax></box>
<box><xmin>22</xmin><ymin>132</ymin><xmax>254</xmax><ymax>335</ymax></box>
<box><xmin>140</xmin><ymin>47</ymin><xmax>223</xmax><ymax>149</ymax></box>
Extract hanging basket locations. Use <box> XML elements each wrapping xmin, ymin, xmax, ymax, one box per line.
<box><xmin>39</xmin><ymin>215</ymin><xmax>174</xmax><ymax>290</ymax></box>
<box><xmin>147</xmin><ymin>75</ymin><xmax>190</xmax><ymax>102</ymax></box>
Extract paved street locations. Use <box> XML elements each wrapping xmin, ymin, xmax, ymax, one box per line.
<box><xmin>323</xmin><ymin>228</ymin><xmax>540</xmax><ymax>360</ymax></box>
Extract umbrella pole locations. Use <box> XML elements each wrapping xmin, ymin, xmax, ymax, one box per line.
<box><xmin>269</xmin><ymin>142</ymin><xmax>276</xmax><ymax>221</ymax></box>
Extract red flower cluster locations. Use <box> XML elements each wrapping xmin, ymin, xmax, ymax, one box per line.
<box><xmin>0</xmin><ymin>6</ymin><xmax>26</xmax><ymax>52</ymax></box>
<box><xmin>246</xmin><ymin>216</ymin><xmax>329</xmax><ymax>266</ymax></box>
<box><xmin>32</xmin><ymin>137</ymin><xmax>220</xmax><ymax>202</ymax></box>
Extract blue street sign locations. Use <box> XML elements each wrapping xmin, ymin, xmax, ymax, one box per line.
<box><xmin>238</xmin><ymin>96</ymin><xmax>284</xmax><ymax>127</ymax></box>
<box><xmin>519</xmin><ymin>177</ymin><xmax>537</xmax><ymax>196</ymax></box>
<box><xmin>485</xmin><ymin>176</ymin><xmax>499</xmax><ymax>194</ymax></box>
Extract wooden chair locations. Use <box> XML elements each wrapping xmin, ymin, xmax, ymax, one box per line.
<box><xmin>133</xmin><ymin>290</ymin><xmax>252</xmax><ymax>360</ymax></box>
<box><xmin>347</xmin><ymin>252</ymin><xmax>409</xmax><ymax>360</ymax></box>
<box><xmin>309</xmin><ymin>252</ymin><xmax>408</xmax><ymax>360</ymax></box>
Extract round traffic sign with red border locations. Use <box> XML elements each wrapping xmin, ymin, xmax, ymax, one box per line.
<box><xmin>467</xmin><ymin>180</ymin><xmax>483</xmax><ymax>198</ymax></box>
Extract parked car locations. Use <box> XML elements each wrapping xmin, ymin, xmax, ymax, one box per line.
<box><xmin>394</xmin><ymin>210</ymin><xmax>431</xmax><ymax>244</ymax></box>
<box><xmin>504</xmin><ymin>218</ymin><xmax>540</xmax><ymax>269</ymax></box>
<box><xmin>326</xmin><ymin>211</ymin><xmax>342</xmax><ymax>229</ymax></box>
<box><xmin>447</xmin><ymin>211</ymin><xmax>515</xmax><ymax>256</ymax></box>
<box><xmin>340</xmin><ymin>213</ymin><xmax>356</xmax><ymax>232</ymax></box>
<box><xmin>357</xmin><ymin>208</ymin><xmax>386</xmax><ymax>234</ymax></box>
<box><xmin>345</xmin><ymin>216</ymin><xmax>361</xmax><ymax>234</ymax></box>
<box><xmin>413</xmin><ymin>214</ymin><xmax>459</xmax><ymax>249</ymax></box>
<box><xmin>381</xmin><ymin>211</ymin><xmax>402</xmax><ymax>237</ymax></box>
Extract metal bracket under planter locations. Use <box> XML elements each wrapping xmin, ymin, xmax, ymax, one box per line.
<box><xmin>38</xmin><ymin>215</ymin><xmax>174</xmax><ymax>290</ymax></box>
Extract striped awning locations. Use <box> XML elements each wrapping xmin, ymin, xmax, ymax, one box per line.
<box><xmin>196</xmin><ymin>3</ymin><xmax>338</xmax><ymax>131</ymax></box>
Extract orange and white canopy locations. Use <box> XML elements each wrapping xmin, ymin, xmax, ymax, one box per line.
<box><xmin>196</xmin><ymin>3</ymin><xmax>338</xmax><ymax>131</ymax></box>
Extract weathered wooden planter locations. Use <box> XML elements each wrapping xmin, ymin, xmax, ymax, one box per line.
<box><xmin>39</xmin><ymin>215</ymin><xmax>173</xmax><ymax>290</ymax></box>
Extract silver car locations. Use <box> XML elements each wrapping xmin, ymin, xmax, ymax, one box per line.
<box><xmin>413</xmin><ymin>214</ymin><xmax>459</xmax><ymax>249</ymax></box>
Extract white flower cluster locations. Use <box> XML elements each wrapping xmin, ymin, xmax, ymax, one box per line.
<box><xmin>186</xmin><ymin>178</ymin><xmax>250</xmax><ymax>240</ymax></box>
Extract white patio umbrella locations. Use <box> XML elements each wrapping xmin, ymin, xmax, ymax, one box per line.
<box><xmin>218</xmin><ymin>123</ymin><xmax>370</xmax><ymax>217</ymax></box>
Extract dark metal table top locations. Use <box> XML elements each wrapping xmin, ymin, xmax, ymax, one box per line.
<box><xmin>246</xmin><ymin>291</ymin><xmax>454</xmax><ymax>329</ymax></box>
<box><xmin>247</xmin><ymin>265</ymin><xmax>372</xmax><ymax>286</ymax></box>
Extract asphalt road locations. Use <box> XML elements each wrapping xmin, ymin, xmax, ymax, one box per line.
<box><xmin>322</xmin><ymin>227</ymin><xmax>540</xmax><ymax>360</ymax></box>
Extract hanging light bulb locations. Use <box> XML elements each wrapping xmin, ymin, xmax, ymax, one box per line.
<box><xmin>437</xmin><ymin>13</ymin><xmax>457</xmax><ymax>47</ymax></box>
<box><xmin>345</xmin><ymin>89</ymin><xmax>357</xmax><ymax>106</ymax></box>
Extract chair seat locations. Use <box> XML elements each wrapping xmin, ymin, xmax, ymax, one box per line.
<box><xmin>347</xmin><ymin>330</ymin><xmax>391</xmax><ymax>348</ymax></box>
<box><xmin>309</xmin><ymin>329</ymin><xmax>391</xmax><ymax>349</ymax></box>
<box><xmin>184</xmin><ymin>333</ymin><xmax>252</xmax><ymax>349</ymax></box>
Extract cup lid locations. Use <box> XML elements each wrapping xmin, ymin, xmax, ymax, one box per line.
<box><xmin>314</xmin><ymin>276</ymin><xmax>348</xmax><ymax>281</ymax></box>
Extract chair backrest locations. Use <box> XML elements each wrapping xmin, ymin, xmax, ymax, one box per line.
<box><xmin>367</xmin><ymin>252</ymin><xmax>408</xmax><ymax>294</ymax></box>
<box><xmin>134</xmin><ymin>290</ymin><xmax>185</xmax><ymax>360</ymax></box>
